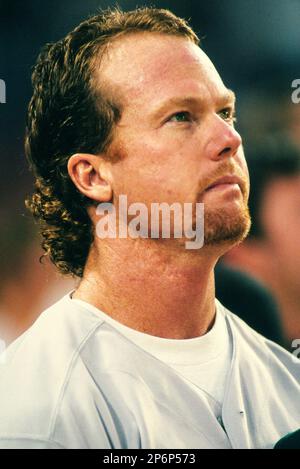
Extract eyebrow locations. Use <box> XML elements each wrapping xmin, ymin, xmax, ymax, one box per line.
<box><xmin>150</xmin><ymin>89</ymin><xmax>236</xmax><ymax>121</ymax></box>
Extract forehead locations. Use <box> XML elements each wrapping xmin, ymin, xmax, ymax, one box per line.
<box><xmin>99</xmin><ymin>33</ymin><xmax>228</xmax><ymax>112</ymax></box>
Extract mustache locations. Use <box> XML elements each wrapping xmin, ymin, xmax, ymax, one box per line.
<box><xmin>196</xmin><ymin>163</ymin><xmax>249</xmax><ymax>198</ymax></box>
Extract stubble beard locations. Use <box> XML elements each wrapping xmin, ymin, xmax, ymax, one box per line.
<box><xmin>202</xmin><ymin>199</ymin><xmax>251</xmax><ymax>247</ymax></box>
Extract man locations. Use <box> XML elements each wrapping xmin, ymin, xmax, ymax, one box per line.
<box><xmin>223</xmin><ymin>137</ymin><xmax>300</xmax><ymax>348</ymax></box>
<box><xmin>0</xmin><ymin>7</ymin><xmax>299</xmax><ymax>449</ymax></box>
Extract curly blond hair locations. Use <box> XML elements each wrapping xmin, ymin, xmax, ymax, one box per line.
<box><xmin>25</xmin><ymin>6</ymin><xmax>199</xmax><ymax>277</ymax></box>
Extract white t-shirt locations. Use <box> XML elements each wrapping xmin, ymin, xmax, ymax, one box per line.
<box><xmin>71</xmin><ymin>293</ymin><xmax>232</xmax><ymax>422</ymax></box>
<box><xmin>0</xmin><ymin>292</ymin><xmax>299</xmax><ymax>449</ymax></box>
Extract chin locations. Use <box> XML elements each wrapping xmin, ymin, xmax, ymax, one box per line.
<box><xmin>203</xmin><ymin>206</ymin><xmax>251</xmax><ymax>246</ymax></box>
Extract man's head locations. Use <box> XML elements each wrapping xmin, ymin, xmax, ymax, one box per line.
<box><xmin>25</xmin><ymin>7</ymin><xmax>250</xmax><ymax>278</ymax></box>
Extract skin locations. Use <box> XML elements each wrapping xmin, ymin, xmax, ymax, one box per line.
<box><xmin>68</xmin><ymin>33</ymin><xmax>250</xmax><ymax>339</ymax></box>
<box><xmin>225</xmin><ymin>174</ymin><xmax>300</xmax><ymax>342</ymax></box>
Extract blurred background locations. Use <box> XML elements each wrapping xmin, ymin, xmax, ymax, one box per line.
<box><xmin>0</xmin><ymin>0</ymin><xmax>299</xmax><ymax>347</ymax></box>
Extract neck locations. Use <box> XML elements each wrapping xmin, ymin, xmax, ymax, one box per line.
<box><xmin>73</xmin><ymin>237</ymin><xmax>226</xmax><ymax>339</ymax></box>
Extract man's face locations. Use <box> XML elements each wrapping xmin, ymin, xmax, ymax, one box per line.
<box><xmin>260</xmin><ymin>174</ymin><xmax>300</xmax><ymax>292</ymax></box>
<box><xmin>98</xmin><ymin>33</ymin><xmax>250</xmax><ymax>248</ymax></box>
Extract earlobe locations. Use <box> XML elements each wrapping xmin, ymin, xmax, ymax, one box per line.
<box><xmin>67</xmin><ymin>153</ymin><xmax>113</xmax><ymax>203</ymax></box>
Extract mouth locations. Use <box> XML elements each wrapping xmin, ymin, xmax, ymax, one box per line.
<box><xmin>204</xmin><ymin>175</ymin><xmax>243</xmax><ymax>193</ymax></box>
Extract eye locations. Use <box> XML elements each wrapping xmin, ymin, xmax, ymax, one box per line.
<box><xmin>167</xmin><ymin>111</ymin><xmax>192</xmax><ymax>123</ymax></box>
<box><xmin>218</xmin><ymin>108</ymin><xmax>237</xmax><ymax>124</ymax></box>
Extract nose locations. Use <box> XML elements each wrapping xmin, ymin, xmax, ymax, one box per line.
<box><xmin>208</xmin><ymin>115</ymin><xmax>242</xmax><ymax>161</ymax></box>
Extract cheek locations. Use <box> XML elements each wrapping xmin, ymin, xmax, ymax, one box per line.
<box><xmin>110</xmin><ymin>138</ymin><xmax>200</xmax><ymax>204</ymax></box>
<box><xmin>110</xmin><ymin>158</ymin><xmax>179</xmax><ymax>205</ymax></box>
<box><xmin>238</xmin><ymin>152</ymin><xmax>250</xmax><ymax>180</ymax></box>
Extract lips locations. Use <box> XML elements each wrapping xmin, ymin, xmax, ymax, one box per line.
<box><xmin>205</xmin><ymin>175</ymin><xmax>242</xmax><ymax>191</ymax></box>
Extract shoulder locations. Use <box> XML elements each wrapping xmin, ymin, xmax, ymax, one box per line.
<box><xmin>217</xmin><ymin>298</ymin><xmax>300</xmax><ymax>377</ymax></box>
<box><xmin>0</xmin><ymin>293</ymin><xmax>105</xmax><ymax>444</ymax></box>
<box><xmin>218</xmin><ymin>299</ymin><xmax>300</xmax><ymax>444</ymax></box>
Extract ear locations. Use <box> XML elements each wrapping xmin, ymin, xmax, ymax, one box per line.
<box><xmin>67</xmin><ymin>153</ymin><xmax>113</xmax><ymax>203</ymax></box>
